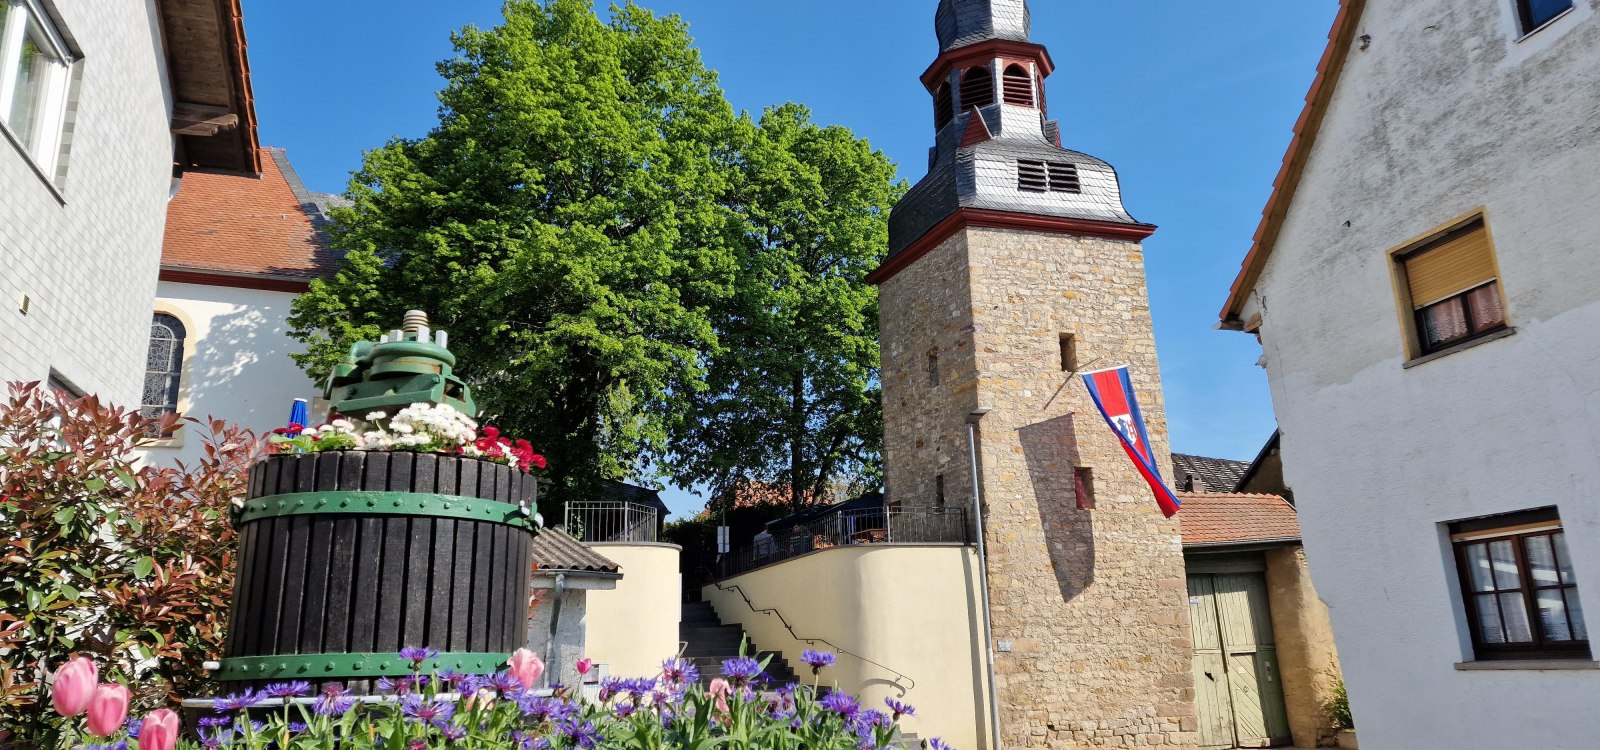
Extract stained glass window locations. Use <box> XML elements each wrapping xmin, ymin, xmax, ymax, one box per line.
<box><xmin>142</xmin><ymin>313</ymin><xmax>185</xmax><ymax>435</ymax></box>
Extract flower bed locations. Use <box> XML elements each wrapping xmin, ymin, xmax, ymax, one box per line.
<box><xmin>51</xmin><ymin>648</ymin><xmax>948</xmax><ymax>750</ymax></box>
<box><xmin>268</xmin><ymin>403</ymin><xmax>546</xmax><ymax>473</ymax></box>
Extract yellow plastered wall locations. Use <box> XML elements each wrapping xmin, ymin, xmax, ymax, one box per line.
<box><xmin>585</xmin><ymin>543</ymin><xmax>682</xmax><ymax>679</ymax></box>
<box><xmin>703</xmin><ymin>545</ymin><xmax>990</xmax><ymax>750</ymax></box>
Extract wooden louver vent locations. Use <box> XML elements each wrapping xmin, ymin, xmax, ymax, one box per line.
<box><xmin>1018</xmin><ymin>160</ymin><xmax>1080</xmax><ymax>194</ymax></box>
<box><xmin>960</xmin><ymin>66</ymin><xmax>994</xmax><ymax>110</ymax></box>
<box><xmin>1047</xmin><ymin>162</ymin><xmax>1080</xmax><ymax>193</ymax></box>
<box><xmin>1018</xmin><ymin>160</ymin><xmax>1048</xmax><ymax>192</ymax></box>
<box><xmin>1404</xmin><ymin>221</ymin><xmax>1495</xmax><ymax>308</ymax></box>
<box><xmin>934</xmin><ymin>82</ymin><xmax>954</xmax><ymax>129</ymax></box>
<box><xmin>1002</xmin><ymin>64</ymin><xmax>1034</xmax><ymax>106</ymax></box>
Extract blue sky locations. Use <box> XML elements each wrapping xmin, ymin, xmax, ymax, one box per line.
<box><xmin>244</xmin><ymin>1</ymin><xmax>1336</xmax><ymax>519</ymax></box>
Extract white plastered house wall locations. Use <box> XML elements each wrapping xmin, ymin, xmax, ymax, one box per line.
<box><xmin>1233</xmin><ymin>0</ymin><xmax>1600</xmax><ymax>747</ymax></box>
<box><xmin>138</xmin><ymin>281</ymin><xmax>323</xmax><ymax>467</ymax></box>
<box><xmin>0</xmin><ymin>0</ymin><xmax>176</xmax><ymax>403</ymax></box>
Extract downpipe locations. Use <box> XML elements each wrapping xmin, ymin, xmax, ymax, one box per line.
<box><xmin>966</xmin><ymin>413</ymin><xmax>1003</xmax><ymax>750</ymax></box>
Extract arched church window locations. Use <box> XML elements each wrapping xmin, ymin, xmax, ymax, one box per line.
<box><xmin>959</xmin><ymin>66</ymin><xmax>994</xmax><ymax>110</ymax></box>
<box><xmin>934</xmin><ymin>82</ymin><xmax>954</xmax><ymax>129</ymax></box>
<box><xmin>143</xmin><ymin>312</ymin><xmax>186</xmax><ymax>434</ymax></box>
<box><xmin>1002</xmin><ymin>64</ymin><xmax>1034</xmax><ymax>106</ymax></box>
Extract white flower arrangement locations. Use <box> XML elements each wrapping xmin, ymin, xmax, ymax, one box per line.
<box><xmin>269</xmin><ymin>403</ymin><xmax>547</xmax><ymax>473</ymax></box>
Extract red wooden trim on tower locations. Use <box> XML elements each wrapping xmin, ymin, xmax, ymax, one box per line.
<box><xmin>867</xmin><ymin>209</ymin><xmax>1157</xmax><ymax>286</ymax></box>
<box><xmin>921</xmin><ymin>39</ymin><xmax>1055</xmax><ymax>91</ymax></box>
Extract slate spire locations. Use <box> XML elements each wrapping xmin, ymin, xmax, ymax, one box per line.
<box><xmin>934</xmin><ymin>0</ymin><xmax>1032</xmax><ymax>52</ymax></box>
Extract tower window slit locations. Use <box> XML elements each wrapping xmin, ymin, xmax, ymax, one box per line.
<box><xmin>959</xmin><ymin>66</ymin><xmax>994</xmax><ymax>110</ymax></box>
<box><xmin>1002</xmin><ymin>64</ymin><xmax>1033</xmax><ymax>106</ymax></box>
<box><xmin>927</xmin><ymin>350</ymin><xmax>940</xmax><ymax>387</ymax></box>
<box><xmin>1059</xmin><ymin>333</ymin><xmax>1078</xmax><ymax>371</ymax></box>
<box><xmin>1048</xmin><ymin>162</ymin><xmax>1080</xmax><ymax>193</ymax></box>
<box><xmin>934</xmin><ymin>82</ymin><xmax>954</xmax><ymax>129</ymax></box>
<box><xmin>1018</xmin><ymin>160</ymin><xmax>1048</xmax><ymax>192</ymax></box>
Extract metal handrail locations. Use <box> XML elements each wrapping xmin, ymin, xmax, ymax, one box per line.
<box><xmin>711</xmin><ymin>580</ymin><xmax>915</xmax><ymax>691</ymax></box>
<box><xmin>564</xmin><ymin>500</ymin><xmax>659</xmax><ymax>543</ymax></box>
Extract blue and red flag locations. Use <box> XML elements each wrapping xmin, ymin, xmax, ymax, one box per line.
<box><xmin>1081</xmin><ymin>365</ymin><xmax>1182</xmax><ymax>517</ymax></box>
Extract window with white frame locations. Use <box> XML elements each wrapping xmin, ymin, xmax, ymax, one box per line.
<box><xmin>0</xmin><ymin>0</ymin><xmax>75</xmax><ymax>177</ymax></box>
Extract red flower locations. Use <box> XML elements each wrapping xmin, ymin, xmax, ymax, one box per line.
<box><xmin>531</xmin><ymin>454</ymin><xmax>547</xmax><ymax>470</ymax></box>
<box><xmin>288</xmin><ymin>422</ymin><xmax>304</xmax><ymax>432</ymax></box>
<box><xmin>482</xmin><ymin>426</ymin><xmax>500</xmax><ymax>441</ymax></box>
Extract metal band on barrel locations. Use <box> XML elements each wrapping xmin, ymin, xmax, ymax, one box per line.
<box><xmin>234</xmin><ymin>491</ymin><xmax>535</xmax><ymax>530</ymax></box>
<box><xmin>214</xmin><ymin>652</ymin><xmax>512</xmax><ymax>680</ymax></box>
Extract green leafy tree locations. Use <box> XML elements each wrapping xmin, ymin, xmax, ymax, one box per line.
<box><xmin>669</xmin><ymin>105</ymin><xmax>902</xmax><ymax>511</ymax></box>
<box><xmin>288</xmin><ymin>0</ymin><xmax>744</xmax><ymax>500</ymax></box>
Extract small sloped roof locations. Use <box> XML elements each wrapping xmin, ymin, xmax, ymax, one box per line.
<box><xmin>1179</xmin><ymin>492</ymin><xmax>1301</xmax><ymax>548</ymax></box>
<box><xmin>1171</xmin><ymin>453</ymin><xmax>1252</xmax><ymax>493</ymax></box>
<box><xmin>530</xmin><ymin>528</ymin><xmax>619</xmax><ymax>574</ymax></box>
<box><xmin>162</xmin><ymin>147</ymin><xmax>338</xmax><ymax>282</ymax></box>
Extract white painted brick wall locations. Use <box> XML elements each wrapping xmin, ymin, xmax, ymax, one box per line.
<box><xmin>0</xmin><ymin>0</ymin><xmax>174</xmax><ymax>406</ymax></box>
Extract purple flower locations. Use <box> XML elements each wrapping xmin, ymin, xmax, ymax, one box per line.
<box><xmin>262</xmin><ymin>680</ymin><xmax>312</xmax><ymax>699</ymax></box>
<box><xmin>399</xmin><ymin>646</ymin><xmax>439</xmax><ymax>666</ymax></box>
<box><xmin>83</xmin><ymin>743</ymin><xmax>128</xmax><ymax>750</ymax></box>
<box><xmin>198</xmin><ymin>716</ymin><xmax>231</xmax><ymax>728</ymax></box>
<box><xmin>661</xmin><ymin>658</ymin><xmax>699</xmax><ymax>687</ymax></box>
<box><xmin>198</xmin><ymin>728</ymin><xmax>230</xmax><ymax>750</ymax></box>
<box><xmin>489</xmin><ymin>671</ymin><xmax>524</xmax><ymax>694</ymax></box>
<box><xmin>821</xmin><ymin>692</ymin><xmax>861</xmax><ymax>719</ymax></box>
<box><xmin>517</xmin><ymin>694</ymin><xmax>561</xmax><ymax>721</ymax></box>
<box><xmin>288</xmin><ymin>722</ymin><xmax>308</xmax><ymax>733</ymax></box>
<box><xmin>408</xmin><ymin>740</ymin><xmax>427</xmax><ymax>750</ymax></box>
<box><xmin>401</xmin><ymin>695</ymin><xmax>456</xmax><ymax>728</ymax></box>
<box><xmin>925</xmin><ymin>739</ymin><xmax>954</xmax><ymax>750</ymax></box>
<box><xmin>441</xmin><ymin>724</ymin><xmax>468</xmax><ymax>742</ymax></box>
<box><xmin>437</xmin><ymin>669</ymin><xmax>466</xmax><ymax>687</ymax></box>
<box><xmin>801</xmin><ymin>649</ymin><xmax>836</xmax><ymax>673</ymax></box>
<box><xmin>124</xmin><ymin>718</ymin><xmax>142</xmax><ymax>738</ymax></box>
<box><xmin>558</xmin><ymin>716</ymin><xmax>601</xmax><ymax>750</ymax></box>
<box><xmin>721</xmin><ymin>656</ymin><xmax>762</xmax><ymax>684</ymax></box>
<box><xmin>614</xmin><ymin>702</ymin><xmax>638</xmax><ymax>718</ymax></box>
<box><xmin>315</xmin><ymin>695</ymin><xmax>357</xmax><ymax>717</ymax></box>
<box><xmin>884</xmin><ymin>697</ymin><xmax>915</xmax><ymax>719</ymax></box>
<box><xmin>213</xmin><ymin>690</ymin><xmax>262</xmax><ymax>712</ymax></box>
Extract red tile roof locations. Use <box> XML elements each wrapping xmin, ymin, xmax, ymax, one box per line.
<box><xmin>161</xmin><ymin>147</ymin><xmax>337</xmax><ymax>287</ymax></box>
<box><xmin>1179</xmin><ymin>491</ymin><xmax>1301</xmax><ymax>548</ymax></box>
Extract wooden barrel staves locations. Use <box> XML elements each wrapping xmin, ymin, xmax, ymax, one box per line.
<box><xmin>219</xmin><ymin>451</ymin><xmax>538</xmax><ymax>690</ymax></box>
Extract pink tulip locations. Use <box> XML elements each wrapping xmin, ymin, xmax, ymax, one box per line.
<box><xmin>85</xmin><ymin>683</ymin><xmax>130</xmax><ymax>736</ymax></box>
<box><xmin>507</xmin><ymin>648</ymin><xmax>545</xmax><ymax>690</ymax></box>
<box><xmin>50</xmin><ymin>657</ymin><xmax>97</xmax><ymax>717</ymax></box>
<box><xmin>709</xmin><ymin>677</ymin><xmax>731</xmax><ymax>715</ymax></box>
<box><xmin>139</xmin><ymin>709</ymin><xmax>180</xmax><ymax>750</ymax></box>
<box><xmin>575</xmin><ymin>657</ymin><xmax>594</xmax><ymax>676</ymax></box>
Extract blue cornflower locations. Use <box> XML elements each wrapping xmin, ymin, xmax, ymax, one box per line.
<box><xmin>820</xmin><ymin>692</ymin><xmax>861</xmax><ymax>719</ymax></box>
<box><xmin>558</xmin><ymin>716</ymin><xmax>602</xmax><ymax>750</ymax></box>
<box><xmin>437</xmin><ymin>669</ymin><xmax>465</xmax><ymax>686</ymax></box>
<box><xmin>925</xmin><ymin>739</ymin><xmax>954</xmax><ymax>750</ymax></box>
<box><xmin>199</xmin><ymin>728</ymin><xmax>231</xmax><ymax>750</ymax></box>
<box><xmin>489</xmin><ymin>671</ymin><xmax>523</xmax><ymax>693</ymax></box>
<box><xmin>884</xmin><ymin>697</ymin><xmax>916</xmax><ymax>719</ymax></box>
<box><xmin>262</xmin><ymin>680</ymin><xmax>312</xmax><ymax>699</ymax></box>
<box><xmin>661</xmin><ymin>658</ymin><xmax>699</xmax><ymax>687</ymax></box>
<box><xmin>801</xmin><ymin>649</ymin><xmax>836</xmax><ymax>674</ymax></box>
<box><xmin>399</xmin><ymin>645</ymin><xmax>439</xmax><ymax>666</ymax></box>
<box><xmin>288</xmin><ymin>722</ymin><xmax>308</xmax><ymax>734</ymax></box>
<box><xmin>401</xmin><ymin>695</ymin><xmax>456</xmax><ymax>728</ymax></box>
<box><xmin>517</xmin><ymin>694</ymin><xmax>560</xmax><ymax>721</ymax></box>
<box><xmin>198</xmin><ymin>716</ymin><xmax>231</xmax><ymax>728</ymax></box>
<box><xmin>315</xmin><ymin>695</ymin><xmax>357</xmax><ymax>717</ymax></box>
<box><xmin>614</xmin><ymin>702</ymin><xmax>638</xmax><ymax>718</ymax></box>
<box><xmin>441</xmin><ymin>724</ymin><xmax>468</xmax><ymax>742</ymax></box>
<box><xmin>622</xmin><ymin>676</ymin><xmax>657</xmax><ymax>699</ymax></box>
<box><xmin>213</xmin><ymin>690</ymin><xmax>262</xmax><ymax>712</ymax></box>
<box><xmin>720</xmin><ymin>656</ymin><xmax>762</xmax><ymax>684</ymax></box>
<box><xmin>376</xmin><ymin>676</ymin><xmax>405</xmax><ymax>694</ymax></box>
<box><xmin>83</xmin><ymin>742</ymin><xmax>128</xmax><ymax>750</ymax></box>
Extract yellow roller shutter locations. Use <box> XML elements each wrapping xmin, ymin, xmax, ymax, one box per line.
<box><xmin>1404</xmin><ymin>223</ymin><xmax>1496</xmax><ymax>308</ymax></box>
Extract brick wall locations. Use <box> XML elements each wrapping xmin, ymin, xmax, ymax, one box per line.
<box><xmin>0</xmin><ymin>0</ymin><xmax>174</xmax><ymax>404</ymax></box>
<box><xmin>880</xmin><ymin>226</ymin><xmax>1197</xmax><ymax>748</ymax></box>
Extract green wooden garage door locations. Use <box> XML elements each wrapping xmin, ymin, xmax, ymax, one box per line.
<box><xmin>1188</xmin><ymin>573</ymin><xmax>1291</xmax><ymax>749</ymax></box>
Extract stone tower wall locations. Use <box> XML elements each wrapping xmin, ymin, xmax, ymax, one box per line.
<box><xmin>879</xmin><ymin>226</ymin><xmax>1197</xmax><ymax>749</ymax></box>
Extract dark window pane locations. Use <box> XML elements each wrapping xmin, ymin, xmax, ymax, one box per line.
<box><xmin>1489</xmin><ymin>540</ymin><xmax>1521</xmax><ymax>590</ymax></box>
<box><xmin>1466</xmin><ymin>282</ymin><xmax>1505</xmax><ymax>331</ymax></box>
<box><xmin>1523</xmin><ymin>0</ymin><xmax>1573</xmax><ymax>29</ymax></box>
<box><xmin>1475</xmin><ymin>594</ymin><xmax>1505</xmax><ymax>643</ymax></box>
<box><xmin>1526</xmin><ymin>535</ymin><xmax>1560</xmax><ymax>586</ymax></box>
<box><xmin>1536</xmin><ymin>590</ymin><xmax>1574</xmax><ymax>641</ymax></box>
<box><xmin>1500</xmin><ymin>592</ymin><xmax>1534</xmax><ymax>642</ymax></box>
<box><xmin>1465</xmin><ymin>543</ymin><xmax>1496</xmax><ymax>592</ymax></box>
<box><xmin>1421</xmin><ymin>297</ymin><xmax>1469</xmax><ymax>347</ymax></box>
<box><xmin>1553</xmin><ymin>532</ymin><xmax>1576</xmax><ymax>584</ymax></box>
<box><xmin>1567</xmin><ymin>588</ymin><xmax>1588</xmax><ymax>641</ymax></box>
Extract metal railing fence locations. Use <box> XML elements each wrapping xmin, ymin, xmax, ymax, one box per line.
<box><xmin>714</xmin><ymin>507</ymin><xmax>969</xmax><ymax>579</ymax></box>
<box><xmin>563</xmin><ymin>500</ymin><xmax>659</xmax><ymax>543</ymax></box>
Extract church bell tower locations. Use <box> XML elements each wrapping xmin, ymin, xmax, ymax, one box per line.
<box><xmin>872</xmin><ymin>1</ymin><xmax>1198</xmax><ymax>747</ymax></box>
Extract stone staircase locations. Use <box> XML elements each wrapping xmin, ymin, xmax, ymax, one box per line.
<box><xmin>679</xmin><ymin>600</ymin><xmax>799</xmax><ymax>685</ymax></box>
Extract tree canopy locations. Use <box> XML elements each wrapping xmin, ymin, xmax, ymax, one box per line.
<box><xmin>289</xmin><ymin>0</ymin><xmax>898</xmax><ymax>505</ymax></box>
